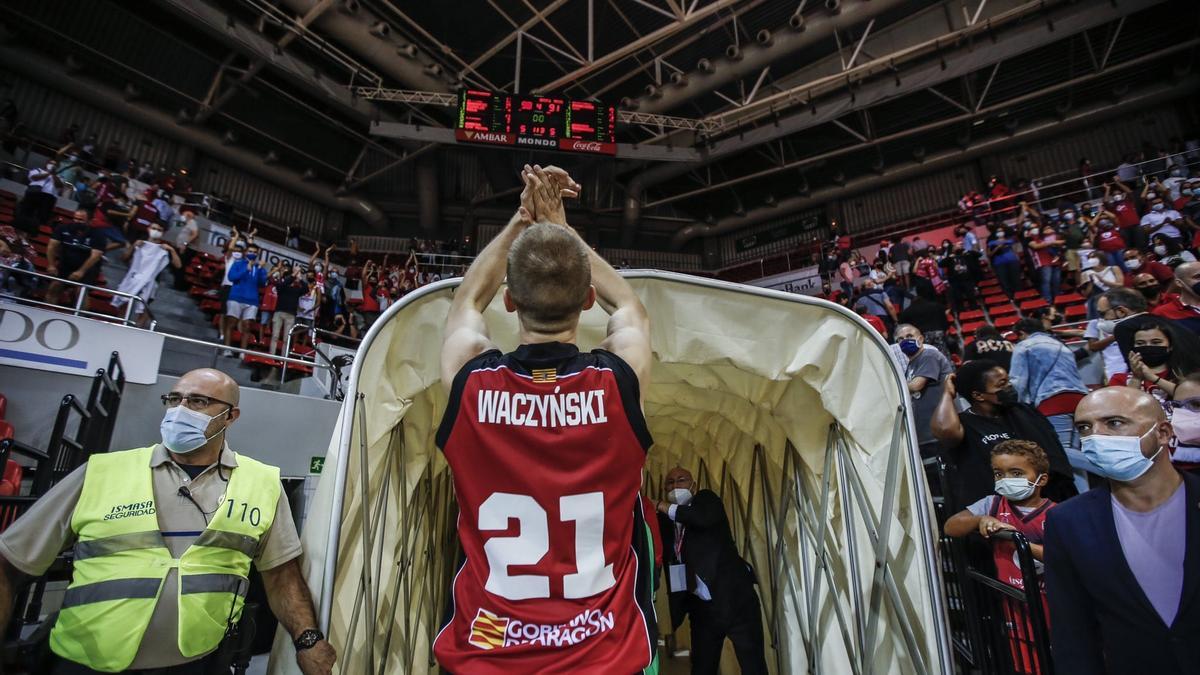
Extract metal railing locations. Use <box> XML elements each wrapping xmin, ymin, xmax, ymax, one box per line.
<box><xmin>0</xmin><ymin>264</ymin><xmax>155</xmax><ymax>327</ymax></box>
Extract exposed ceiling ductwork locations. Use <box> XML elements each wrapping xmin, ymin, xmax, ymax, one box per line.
<box><xmin>0</xmin><ymin>44</ymin><xmax>386</xmax><ymax>228</ymax></box>
<box><xmin>620</xmin><ymin>0</ymin><xmax>1167</xmax><ymax>247</ymax></box>
<box><xmin>275</xmin><ymin>0</ymin><xmax>455</xmax><ymax>92</ymax></box>
<box><xmin>624</xmin><ymin>0</ymin><xmax>909</xmax><ymax>115</ymax></box>
<box><xmin>668</xmin><ymin>77</ymin><xmax>1198</xmax><ymax>250</ymax></box>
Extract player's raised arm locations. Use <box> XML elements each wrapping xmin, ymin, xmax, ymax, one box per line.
<box><xmin>529</xmin><ymin>166</ymin><xmax>652</xmax><ymax>392</ymax></box>
<box><xmin>440</xmin><ymin>190</ymin><xmax>534</xmax><ymax>389</ymax></box>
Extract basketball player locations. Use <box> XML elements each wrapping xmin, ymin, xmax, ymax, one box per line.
<box><xmin>434</xmin><ymin>165</ymin><xmax>656</xmax><ymax>674</ymax></box>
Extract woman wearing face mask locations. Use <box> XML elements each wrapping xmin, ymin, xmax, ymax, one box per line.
<box><xmin>1079</xmin><ymin>252</ymin><xmax>1124</xmax><ymax>320</ymax></box>
<box><xmin>987</xmin><ymin>226</ymin><xmax>1023</xmax><ymax>301</ymax></box>
<box><xmin>1168</xmin><ymin>374</ymin><xmax>1200</xmax><ymax>470</ymax></box>
<box><xmin>932</xmin><ymin>359</ymin><xmax>1079</xmax><ymax>507</ymax></box>
<box><xmin>1149</xmin><ymin>233</ymin><xmax>1197</xmax><ymax>267</ymax></box>
<box><xmin>1109</xmin><ymin>316</ymin><xmax>1200</xmax><ymax>401</ymax></box>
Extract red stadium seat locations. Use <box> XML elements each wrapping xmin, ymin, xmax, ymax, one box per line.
<box><xmin>1056</xmin><ymin>293</ymin><xmax>1085</xmax><ymax>305</ymax></box>
<box><xmin>985</xmin><ymin>294</ymin><xmax>1010</xmax><ymax>306</ymax></box>
<box><xmin>1014</xmin><ymin>289</ymin><xmax>1040</xmax><ymax>300</ymax></box>
<box><xmin>959</xmin><ymin>309</ymin><xmax>986</xmax><ymax>322</ymax></box>
<box><xmin>1065</xmin><ymin>303</ymin><xmax>1088</xmax><ymax>319</ymax></box>
<box><xmin>1020</xmin><ymin>298</ymin><xmax>1049</xmax><ymax>311</ymax></box>
<box><xmin>0</xmin><ymin>461</ymin><xmax>22</xmax><ymax>497</ymax></box>
<box><xmin>990</xmin><ymin>304</ymin><xmax>1018</xmax><ymax>317</ymax></box>
<box><xmin>961</xmin><ymin>321</ymin><xmax>985</xmax><ymax>335</ymax></box>
<box><xmin>994</xmin><ymin>315</ymin><xmax>1019</xmax><ymax>329</ymax></box>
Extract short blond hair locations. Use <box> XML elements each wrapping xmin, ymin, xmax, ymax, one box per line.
<box><xmin>506</xmin><ymin>222</ymin><xmax>591</xmax><ymax>333</ymax></box>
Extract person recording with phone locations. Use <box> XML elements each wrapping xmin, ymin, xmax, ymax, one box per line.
<box><xmin>0</xmin><ymin>368</ymin><xmax>334</xmax><ymax>675</ymax></box>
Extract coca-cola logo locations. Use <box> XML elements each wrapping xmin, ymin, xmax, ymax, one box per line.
<box><xmin>571</xmin><ymin>141</ymin><xmax>603</xmax><ymax>152</ymax></box>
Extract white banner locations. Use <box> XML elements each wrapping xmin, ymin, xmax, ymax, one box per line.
<box><xmin>747</xmin><ymin>265</ymin><xmax>824</xmax><ymax>296</ymax></box>
<box><xmin>0</xmin><ymin>304</ymin><xmax>164</xmax><ymax>384</ymax></box>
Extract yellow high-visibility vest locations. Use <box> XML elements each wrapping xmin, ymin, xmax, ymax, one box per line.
<box><xmin>49</xmin><ymin>446</ymin><xmax>280</xmax><ymax>672</ymax></box>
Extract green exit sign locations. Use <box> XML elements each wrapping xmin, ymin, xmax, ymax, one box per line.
<box><xmin>309</xmin><ymin>456</ymin><xmax>325</xmax><ymax>474</ymax></box>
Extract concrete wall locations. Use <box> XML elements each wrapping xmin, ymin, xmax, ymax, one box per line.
<box><xmin>1</xmin><ymin>366</ymin><xmax>339</xmax><ymax>478</ymax></box>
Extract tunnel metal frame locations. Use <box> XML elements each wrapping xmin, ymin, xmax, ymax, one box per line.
<box><xmin>316</xmin><ymin>270</ymin><xmax>954</xmax><ymax>674</ymax></box>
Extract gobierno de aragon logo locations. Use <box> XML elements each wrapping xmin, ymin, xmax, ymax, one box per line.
<box><xmin>467</xmin><ymin>606</ymin><xmax>616</xmax><ymax>650</ymax></box>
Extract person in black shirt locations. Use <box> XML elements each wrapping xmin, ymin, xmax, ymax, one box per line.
<box><xmin>963</xmin><ymin>324</ymin><xmax>1014</xmax><ymax>371</ymax></box>
<box><xmin>269</xmin><ymin>265</ymin><xmax>307</xmax><ymax>356</ymax></box>
<box><xmin>931</xmin><ymin>359</ymin><xmax>1078</xmax><ymax>510</ymax></box>
<box><xmin>46</xmin><ymin>209</ymin><xmax>106</xmax><ymax>309</ymax></box>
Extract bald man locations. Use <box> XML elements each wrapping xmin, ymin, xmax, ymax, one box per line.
<box><xmin>0</xmin><ymin>368</ymin><xmax>334</xmax><ymax>675</ymax></box>
<box><xmin>1043</xmin><ymin>387</ymin><xmax>1200</xmax><ymax>675</ymax></box>
<box><xmin>1151</xmin><ymin>261</ymin><xmax>1200</xmax><ymax>337</ymax></box>
<box><xmin>654</xmin><ymin>467</ymin><xmax>766</xmax><ymax>675</ymax></box>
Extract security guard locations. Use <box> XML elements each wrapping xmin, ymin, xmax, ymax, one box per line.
<box><xmin>0</xmin><ymin>368</ymin><xmax>335</xmax><ymax>674</ymax></box>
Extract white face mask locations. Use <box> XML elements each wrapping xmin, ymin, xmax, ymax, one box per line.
<box><xmin>1152</xmin><ymin>203</ymin><xmax>1166</xmax><ymax>212</ymax></box>
<box><xmin>668</xmin><ymin>488</ymin><xmax>693</xmax><ymax>506</ymax></box>
<box><xmin>231</xmin><ymin>251</ymin><xmax>243</xmax><ymax>260</ymax></box>
<box><xmin>1125</xmin><ymin>258</ymin><xmax>1142</xmax><ymax>270</ymax></box>
<box><xmin>994</xmin><ymin>474</ymin><xmax>1042</xmax><ymax>501</ymax></box>
<box><xmin>160</xmin><ymin>405</ymin><xmax>229</xmax><ymax>454</ymax></box>
<box><xmin>148</xmin><ymin>229</ymin><xmax>163</xmax><ymax>241</ymax></box>
<box><xmin>1154</xmin><ymin>245</ymin><xmax>1169</xmax><ymax>257</ymax></box>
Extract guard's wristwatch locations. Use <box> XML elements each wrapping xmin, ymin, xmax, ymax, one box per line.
<box><xmin>294</xmin><ymin>628</ymin><xmax>324</xmax><ymax>652</ymax></box>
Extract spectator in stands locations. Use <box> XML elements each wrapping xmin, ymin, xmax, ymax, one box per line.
<box><xmin>944</xmin><ymin>439</ymin><xmax>1055</xmax><ymax>587</ymax></box>
<box><xmin>55</xmin><ymin>153</ymin><xmax>82</xmax><ymax>199</ymax></box>
<box><xmin>217</xmin><ymin>230</ymin><xmax>243</xmax><ymax>341</ymax></box>
<box><xmin>1027</xmin><ymin>219</ymin><xmax>1064</xmax><ymax>303</ymax></box>
<box><xmin>0</xmin><ymin>225</ymin><xmax>35</xmax><ymax>295</ymax></box>
<box><xmin>987</xmin><ymin>225</ymin><xmax>1022</xmax><ymax>300</ymax></box>
<box><xmin>1011</xmin><ymin>317</ymin><xmax>1092</xmax><ymax>492</ymax></box>
<box><xmin>1169</xmin><ymin>374</ymin><xmax>1200</xmax><ymax>469</ymax></box>
<box><xmin>1132</xmin><ymin>273</ymin><xmax>1166</xmax><ymax>309</ymax></box>
<box><xmin>1085</xmin><ymin>287</ymin><xmax>1148</xmax><ymax>384</ymax></box>
<box><xmin>359</xmin><ymin>263</ymin><xmax>382</xmax><ymax>327</ymax></box>
<box><xmin>1124</xmin><ymin>247</ymin><xmax>1176</xmax><ymax>290</ymax></box>
<box><xmin>986</xmin><ymin>175</ymin><xmax>1015</xmax><ymax>219</ymax></box>
<box><xmin>309</xmin><ymin>244</ymin><xmax>332</xmax><ymax>286</ymax></box>
<box><xmin>963</xmin><ymin>324</ymin><xmax>1014</xmax><ymax>371</ymax></box>
<box><xmin>890</xmin><ymin>237</ymin><xmax>912</xmax><ymax>288</ymax></box>
<box><xmin>899</xmin><ymin>279</ymin><xmax>950</xmax><ymax>356</ymax></box>
<box><xmin>1109</xmin><ymin>316</ymin><xmax>1200</xmax><ymax>402</ymax></box>
<box><xmin>0</xmin><ymin>368</ymin><xmax>335</xmax><ymax>674</ymax></box>
<box><xmin>1115</xmin><ymin>153</ymin><xmax>1139</xmax><ymax>183</ymax></box>
<box><xmin>854</xmin><ymin>278</ymin><xmax>897</xmax><ymax>334</ymax></box>
<box><xmin>15</xmin><ymin>159</ymin><xmax>61</xmax><ymax>235</ymax></box>
<box><xmin>931</xmin><ymin>360</ymin><xmax>1077</xmax><ymax>508</ymax></box>
<box><xmin>941</xmin><ymin>242</ymin><xmax>977</xmax><ymax>317</ymax></box>
<box><xmin>1153</xmin><ymin>262</ymin><xmax>1200</xmax><ymax>337</ymax></box>
<box><xmin>111</xmin><ymin>221</ymin><xmax>181</xmax><ymax>328</ymax></box>
<box><xmin>286</xmin><ymin>224</ymin><xmax>301</xmax><ymax>249</ymax></box>
<box><xmin>1142</xmin><ymin>194</ymin><xmax>1186</xmax><ymax>243</ymax></box>
<box><xmin>270</xmin><ymin>265</ymin><xmax>306</xmax><ymax>356</ymax></box>
<box><xmin>1044</xmin><ymin>386</ymin><xmax>1199</xmax><ymax>675</ymax></box>
<box><xmin>895</xmin><ymin>324</ymin><xmax>953</xmax><ymax>458</ymax></box>
<box><xmin>258</xmin><ymin>265</ymin><xmax>279</xmax><ymax>346</ymax></box>
<box><xmin>817</xmin><ymin>280</ymin><xmax>845</xmax><ymax>306</ymax></box>
<box><xmin>171</xmin><ymin>209</ymin><xmax>199</xmax><ymax>290</ymax></box>
<box><xmin>914</xmin><ymin>247</ymin><xmax>946</xmax><ymax>295</ymax></box>
<box><xmin>45</xmin><ymin>209</ymin><xmax>105</xmax><ymax>310</ymax></box>
<box><xmin>1104</xmin><ymin>181</ymin><xmax>1141</xmax><ymax>249</ymax></box>
<box><xmin>1079</xmin><ymin>251</ymin><xmax>1124</xmax><ymax>320</ymax></box>
<box><xmin>837</xmin><ymin>253</ymin><xmax>857</xmax><ymax>297</ymax></box>
<box><xmin>1151</xmin><ymin>233</ymin><xmax>1197</xmax><ymax>267</ymax></box>
<box><xmin>295</xmin><ymin>271</ymin><xmax>322</xmax><ymax>345</ymax></box>
<box><xmin>854</xmin><ymin>305</ymin><xmax>887</xmax><ymax>336</ymax></box>
<box><xmin>222</xmin><ymin>242</ymin><xmax>268</xmax><ymax>357</ymax></box>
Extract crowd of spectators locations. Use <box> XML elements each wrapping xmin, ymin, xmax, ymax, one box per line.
<box><xmin>814</xmin><ymin>142</ymin><xmax>1200</xmax><ymax>672</ymax></box>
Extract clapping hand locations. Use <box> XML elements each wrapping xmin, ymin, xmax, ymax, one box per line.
<box><xmin>1127</xmin><ymin>351</ymin><xmax>1154</xmax><ymax>382</ymax></box>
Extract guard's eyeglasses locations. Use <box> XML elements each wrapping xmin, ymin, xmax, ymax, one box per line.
<box><xmin>161</xmin><ymin>393</ymin><xmax>234</xmax><ymax>411</ymax></box>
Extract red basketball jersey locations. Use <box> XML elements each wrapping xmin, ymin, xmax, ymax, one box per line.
<box><xmin>434</xmin><ymin>342</ymin><xmax>656</xmax><ymax>674</ymax></box>
<box><xmin>989</xmin><ymin>496</ymin><xmax>1055</xmax><ymax>591</ymax></box>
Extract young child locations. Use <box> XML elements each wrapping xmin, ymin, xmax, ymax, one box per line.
<box><xmin>945</xmin><ymin>439</ymin><xmax>1056</xmax><ymax>590</ymax></box>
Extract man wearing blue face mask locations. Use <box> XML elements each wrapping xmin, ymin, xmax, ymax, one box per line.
<box><xmin>1043</xmin><ymin>386</ymin><xmax>1200</xmax><ymax>675</ymax></box>
<box><xmin>894</xmin><ymin>324</ymin><xmax>953</xmax><ymax>459</ymax></box>
<box><xmin>223</xmin><ymin>242</ymin><xmax>269</xmax><ymax>358</ymax></box>
<box><xmin>0</xmin><ymin>368</ymin><xmax>334</xmax><ymax>675</ymax></box>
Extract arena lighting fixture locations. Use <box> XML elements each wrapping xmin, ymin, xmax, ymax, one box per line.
<box><xmin>757</xmin><ymin>29</ymin><xmax>773</xmax><ymax>47</ymax></box>
<box><xmin>368</xmin><ymin>21</ymin><xmax>390</xmax><ymax>38</ymax></box>
<box><xmin>338</xmin><ymin>0</ymin><xmax>361</xmax><ymax>14</ymax></box>
<box><xmin>697</xmin><ymin>58</ymin><xmax>715</xmax><ymax>73</ymax></box>
<box><xmin>397</xmin><ymin>43</ymin><xmax>419</xmax><ymax>59</ymax></box>
<box><xmin>123</xmin><ymin>82</ymin><xmax>141</xmax><ymax>100</ymax></box>
<box><xmin>670</xmin><ymin>71</ymin><xmax>688</xmax><ymax>86</ymax></box>
<box><xmin>789</xmin><ymin>12</ymin><xmax>806</xmax><ymax>32</ymax></box>
<box><xmin>912</xmin><ymin>146</ymin><xmax>927</xmax><ymax>162</ymax></box>
<box><xmin>302</xmin><ymin>168</ymin><xmax>317</xmax><ymax>181</ymax></box>
<box><xmin>725</xmin><ymin>44</ymin><xmax>743</xmax><ymax>61</ymax></box>
<box><xmin>832</xmin><ymin>171</ymin><xmax>846</xmax><ymax>184</ymax></box>
<box><xmin>264</xmin><ymin>150</ymin><xmax>279</xmax><ymax>164</ymax></box>
<box><xmin>175</xmin><ymin>108</ymin><xmax>192</xmax><ymax>124</ymax></box>
<box><xmin>222</xmin><ymin>130</ymin><xmax>238</xmax><ymax>145</ymax></box>
<box><xmin>825</xmin><ymin>0</ymin><xmax>842</xmax><ymax>15</ymax></box>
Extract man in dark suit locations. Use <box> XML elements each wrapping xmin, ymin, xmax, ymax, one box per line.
<box><xmin>1044</xmin><ymin>387</ymin><xmax>1200</xmax><ymax>674</ymax></box>
<box><xmin>654</xmin><ymin>467</ymin><xmax>767</xmax><ymax>675</ymax></box>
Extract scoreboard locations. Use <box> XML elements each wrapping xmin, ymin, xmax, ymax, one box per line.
<box><xmin>456</xmin><ymin>90</ymin><xmax>617</xmax><ymax>155</ymax></box>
